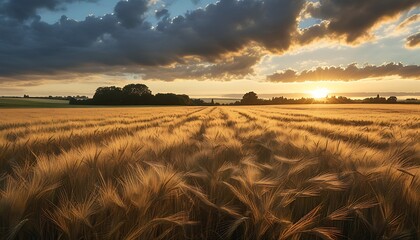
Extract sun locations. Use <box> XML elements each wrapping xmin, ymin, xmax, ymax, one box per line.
<box><xmin>311</xmin><ymin>88</ymin><xmax>329</xmax><ymax>99</ymax></box>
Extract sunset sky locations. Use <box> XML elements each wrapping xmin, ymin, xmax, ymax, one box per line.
<box><xmin>0</xmin><ymin>0</ymin><xmax>419</xmax><ymax>98</ymax></box>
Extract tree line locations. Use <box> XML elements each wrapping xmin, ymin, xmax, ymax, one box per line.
<box><xmin>236</xmin><ymin>92</ymin><xmax>399</xmax><ymax>105</ymax></box>
<box><xmin>70</xmin><ymin>84</ymin><xmax>211</xmax><ymax>106</ymax></box>
<box><xmin>69</xmin><ymin>83</ymin><xmax>405</xmax><ymax>106</ymax></box>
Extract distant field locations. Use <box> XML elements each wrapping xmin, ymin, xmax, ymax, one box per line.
<box><xmin>0</xmin><ymin>98</ymin><xmax>70</xmax><ymax>108</ymax></box>
<box><xmin>200</xmin><ymin>98</ymin><xmax>240</xmax><ymax>104</ymax></box>
<box><xmin>0</xmin><ymin>105</ymin><xmax>419</xmax><ymax>239</ymax></box>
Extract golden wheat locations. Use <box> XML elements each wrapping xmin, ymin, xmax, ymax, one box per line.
<box><xmin>0</xmin><ymin>105</ymin><xmax>419</xmax><ymax>239</ymax></box>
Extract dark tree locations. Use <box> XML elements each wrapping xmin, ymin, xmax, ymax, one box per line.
<box><xmin>122</xmin><ymin>84</ymin><xmax>152</xmax><ymax>96</ymax></box>
<box><xmin>363</xmin><ymin>95</ymin><xmax>387</xmax><ymax>103</ymax></box>
<box><xmin>387</xmin><ymin>96</ymin><xmax>397</xmax><ymax>103</ymax></box>
<box><xmin>191</xmin><ymin>98</ymin><xmax>207</xmax><ymax>106</ymax></box>
<box><xmin>93</xmin><ymin>86</ymin><xmax>123</xmax><ymax>105</ymax></box>
<box><xmin>122</xmin><ymin>84</ymin><xmax>153</xmax><ymax>105</ymax></box>
<box><xmin>241</xmin><ymin>91</ymin><xmax>260</xmax><ymax>105</ymax></box>
<box><xmin>154</xmin><ymin>93</ymin><xmax>191</xmax><ymax>105</ymax></box>
<box><xmin>69</xmin><ymin>97</ymin><xmax>77</xmax><ymax>105</ymax></box>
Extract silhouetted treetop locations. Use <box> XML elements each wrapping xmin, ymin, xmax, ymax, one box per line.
<box><xmin>241</xmin><ymin>91</ymin><xmax>260</xmax><ymax>105</ymax></box>
<box><xmin>93</xmin><ymin>86</ymin><xmax>123</xmax><ymax>105</ymax></box>
<box><xmin>155</xmin><ymin>93</ymin><xmax>191</xmax><ymax>105</ymax></box>
<box><xmin>86</xmin><ymin>83</ymin><xmax>199</xmax><ymax>106</ymax></box>
<box><xmin>122</xmin><ymin>84</ymin><xmax>152</xmax><ymax>96</ymax></box>
<box><xmin>387</xmin><ymin>96</ymin><xmax>397</xmax><ymax>103</ymax></box>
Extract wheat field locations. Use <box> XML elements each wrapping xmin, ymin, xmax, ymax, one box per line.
<box><xmin>0</xmin><ymin>105</ymin><xmax>419</xmax><ymax>239</ymax></box>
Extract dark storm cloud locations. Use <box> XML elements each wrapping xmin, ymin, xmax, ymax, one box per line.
<box><xmin>406</xmin><ymin>32</ymin><xmax>420</xmax><ymax>48</ymax></box>
<box><xmin>0</xmin><ymin>54</ymin><xmax>260</xmax><ymax>83</ymax></box>
<box><xmin>303</xmin><ymin>0</ymin><xmax>420</xmax><ymax>43</ymax></box>
<box><xmin>0</xmin><ymin>0</ymin><xmax>305</xmax><ymax>79</ymax></box>
<box><xmin>0</xmin><ymin>13</ymin><xmax>121</xmax><ymax>76</ymax></box>
<box><xmin>140</xmin><ymin>54</ymin><xmax>261</xmax><ymax>81</ymax></box>
<box><xmin>0</xmin><ymin>0</ymin><xmax>419</xmax><ymax>82</ymax></box>
<box><xmin>297</xmin><ymin>21</ymin><xmax>329</xmax><ymax>45</ymax></box>
<box><xmin>114</xmin><ymin>0</ymin><xmax>148</xmax><ymax>28</ymax></box>
<box><xmin>0</xmin><ymin>0</ymin><xmax>99</xmax><ymax>21</ymax></box>
<box><xmin>267</xmin><ymin>63</ymin><xmax>420</xmax><ymax>83</ymax></box>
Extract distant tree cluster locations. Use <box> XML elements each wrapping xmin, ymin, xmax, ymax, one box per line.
<box><xmin>233</xmin><ymin>92</ymin><xmax>400</xmax><ymax>105</ymax></box>
<box><xmin>361</xmin><ymin>94</ymin><xmax>398</xmax><ymax>103</ymax></box>
<box><xmin>235</xmin><ymin>92</ymin><xmax>318</xmax><ymax>105</ymax></box>
<box><xmin>70</xmin><ymin>84</ymin><xmax>213</xmax><ymax>106</ymax></box>
<box><xmin>69</xmin><ymin>83</ymin><xmax>408</xmax><ymax>106</ymax></box>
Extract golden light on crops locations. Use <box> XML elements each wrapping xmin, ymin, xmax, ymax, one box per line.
<box><xmin>1</xmin><ymin>105</ymin><xmax>419</xmax><ymax>239</ymax></box>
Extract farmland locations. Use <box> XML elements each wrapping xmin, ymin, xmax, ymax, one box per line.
<box><xmin>0</xmin><ymin>98</ymin><xmax>71</xmax><ymax>108</ymax></box>
<box><xmin>0</xmin><ymin>105</ymin><xmax>419</xmax><ymax>239</ymax></box>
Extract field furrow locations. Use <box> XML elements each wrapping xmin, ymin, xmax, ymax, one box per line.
<box><xmin>0</xmin><ymin>105</ymin><xmax>419</xmax><ymax>240</ymax></box>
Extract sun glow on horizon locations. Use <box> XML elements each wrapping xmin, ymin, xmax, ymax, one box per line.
<box><xmin>311</xmin><ymin>88</ymin><xmax>329</xmax><ymax>99</ymax></box>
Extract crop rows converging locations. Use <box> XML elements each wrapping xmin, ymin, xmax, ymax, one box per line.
<box><xmin>0</xmin><ymin>105</ymin><xmax>419</xmax><ymax>239</ymax></box>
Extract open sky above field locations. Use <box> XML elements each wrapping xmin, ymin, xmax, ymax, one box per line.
<box><xmin>0</xmin><ymin>0</ymin><xmax>419</xmax><ymax>97</ymax></box>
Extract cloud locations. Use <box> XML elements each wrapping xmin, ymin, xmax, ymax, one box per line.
<box><xmin>297</xmin><ymin>21</ymin><xmax>330</xmax><ymax>45</ymax></box>
<box><xmin>397</xmin><ymin>14</ymin><xmax>419</xmax><ymax>30</ymax></box>
<box><xmin>140</xmin><ymin>54</ymin><xmax>261</xmax><ymax>81</ymax></box>
<box><xmin>0</xmin><ymin>0</ymin><xmax>305</xmax><ymax>79</ymax></box>
<box><xmin>0</xmin><ymin>0</ymin><xmax>418</xmax><ymax>83</ymax></box>
<box><xmin>0</xmin><ymin>87</ymin><xmax>25</xmax><ymax>93</ymax></box>
<box><xmin>114</xmin><ymin>0</ymin><xmax>149</xmax><ymax>28</ymax></box>
<box><xmin>406</xmin><ymin>33</ymin><xmax>420</xmax><ymax>48</ymax></box>
<box><xmin>267</xmin><ymin>63</ymin><xmax>420</xmax><ymax>82</ymax></box>
<box><xmin>0</xmin><ymin>0</ymin><xmax>99</xmax><ymax>21</ymax></box>
<box><xmin>302</xmin><ymin>0</ymin><xmax>420</xmax><ymax>43</ymax></box>
<box><xmin>0</xmin><ymin>49</ymin><xmax>262</xmax><ymax>84</ymax></box>
<box><xmin>155</xmin><ymin>8</ymin><xmax>169</xmax><ymax>19</ymax></box>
